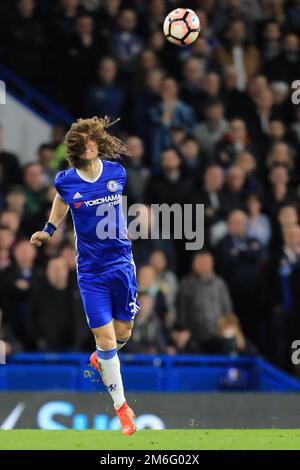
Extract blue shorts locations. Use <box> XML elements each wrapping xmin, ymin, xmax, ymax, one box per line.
<box><xmin>78</xmin><ymin>264</ymin><xmax>140</xmax><ymax>329</ymax></box>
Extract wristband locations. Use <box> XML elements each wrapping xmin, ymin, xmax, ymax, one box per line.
<box><xmin>43</xmin><ymin>222</ymin><xmax>57</xmax><ymax>237</ymax></box>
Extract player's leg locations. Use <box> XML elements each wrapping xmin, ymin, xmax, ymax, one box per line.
<box><xmin>78</xmin><ymin>276</ymin><xmax>125</xmax><ymax>408</ymax></box>
<box><xmin>113</xmin><ymin>319</ymin><xmax>133</xmax><ymax>351</ymax></box>
<box><xmin>79</xmin><ymin>275</ymin><xmax>136</xmax><ymax>435</ymax></box>
<box><xmin>91</xmin><ymin>322</ymin><xmax>126</xmax><ymax>410</ymax></box>
<box><xmin>91</xmin><ymin>321</ymin><xmax>136</xmax><ymax>435</ymax></box>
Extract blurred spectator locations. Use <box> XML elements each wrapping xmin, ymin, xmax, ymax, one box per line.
<box><xmin>270</xmin><ymin>204</ymin><xmax>299</xmax><ymax>255</ymax></box>
<box><xmin>214</xmin><ymin>313</ymin><xmax>253</xmax><ymax>356</ymax></box>
<box><xmin>22</xmin><ymin>183</ymin><xmax>56</xmax><ymax>238</ymax></box>
<box><xmin>137</xmin><ymin>264</ymin><xmax>168</xmax><ymax>326</ymax></box>
<box><xmin>261</xmin><ymin>20</ymin><xmax>281</xmax><ymax>61</ymax></box>
<box><xmin>263</xmin><ymin>0</ymin><xmax>286</xmax><ymax>26</ymax></box>
<box><xmin>149</xmin><ymin>249</ymin><xmax>178</xmax><ymax>317</ymax></box>
<box><xmin>149</xmin><ymin>77</ymin><xmax>195</xmax><ymax>165</ymax></box>
<box><xmin>264</xmin><ymin>166</ymin><xmax>298</xmax><ymax>219</ymax></box>
<box><xmin>0</xmin><ymin>240</ymin><xmax>38</xmax><ymax>348</ymax></box>
<box><xmin>96</xmin><ymin>0</ymin><xmax>120</xmax><ymax>44</ymax></box>
<box><xmin>234</xmin><ymin>151</ymin><xmax>260</xmax><ymax>192</ymax></box>
<box><xmin>270</xmin><ymin>83</ymin><xmax>292</xmax><ymax>130</ymax></box>
<box><xmin>170</xmin><ymin>126</ymin><xmax>188</xmax><ymax>148</ymax></box>
<box><xmin>5</xmin><ymin>187</ymin><xmax>25</xmax><ymax>217</ymax></box>
<box><xmin>47</xmin><ymin>124</ymin><xmax>67</xmax><ymax>172</ymax></box>
<box><xmin>23</xmin><ymin>163</ymin><xmax>47</xmax><ymax>217</ymax></box>
<box><xmin>0</xmin><ymin>248</ymin><xmax>11</xmax><ymax>272</ymax></box>
<box><xmin>112</xmin><ymin>8</ymin><xmax>142</xmax><ymax>73</ymax></box>
<box><xmin>37</xmin><ymin>144</ymin><xmax>56</xmax><ymax>183</ymax></box>
<box><xmin>196</xmin><ymin>72</ymin><xmax>223</xmax><ymax>120</ymax></box>
<box><xmin>223</xmin><ymin>0</ymin><xmax>263</xmax><ymax>22</ymax></box>
<box><xmin>286</xmin><ymin>0</ymin><xmax>300</xmax><ymax>34</ymax></box>
<box><xmin>225</xmin><ymin>165</ymin><xmax>248</xmax><ymax>206</ymax></box>
<box><xmin>270</xmin><ymin>82</ymin><xmax>290</xmax><ymax>110</ymax></box>
<box><xmin>0</xmin><ymin>210</ymin><xmax>21</xmax><ymax>237</ymax></box>
<box><xmin>193</xmin><ymin>99</ymin><xmax>228</xmax><ymax>161</ymax></box>
<box><xmin>144</xmin><ymin>147</ymin><xmax>193</xmax><ymax>271</ymax></box>
<box><xmin>0</xmin><ymin>225</ymin><xmax>15</xmax><ymax>252</ymax></box>
<box><xmin>60</xmin><ymin>240</ymin><xmax>77</xmax><ymax>287</ymax></box>
<box><xmin>216</xmin><ymin>210</ymin><xmax>264</xmax><ymax>341</ymax></box>
<box><xmin>175</xmin><ymin>251</ymin><xmax>234</xmax><ymax>352</ymax></box>
<box><xmin>264</xmin><ymin>34</ymin><xmax>300</xmax><ymax>85</ymax></box>
<box><xmin>215</xmin><ymin>19</ymin><xmax>261</xmax><ymax>91</ymax></box>
<box><xmin>27</xmin><ymin>256</ymin><xmax>88</xmax><ymax>351</ymax></box>
<box><xmin>190</xmin><ymin>36</ymin><xmax>220</xmax><ymax>73</ymax></box>
<box><xmin>144</xmin><ymin>0</ymin><xmax>166</xmax><ymax>36</ymax></box>
<box><xmin>267</xmin><ymin>120</ymin><xmax>288</xmax><ymax>147</ymax></box>
<box><xmin>246</xmin><ymin>193</ymin><xmax>271</xmax><ymax>247</ymax></box>
<box><xmin>127</xmin><ymin>292</ymin><xmax>166</xmax><ymax>353</ymax></box>
<box><xmin>246</xmin><ymin>88</ymin><xmax>276</xmax><ymax>154</ymax></box>
<box><xmin>85</xmin><ymin>57</ymin><xmax>125</xmax><ymax>122</ymax></box>
<box><xmin>135</xmin><ymin>49</ymin><xmax>160</xmax><ymax>88</ymax></box>
<box><xmin>124</xmin><ymin>136</ymin><xmax>150</xmax><ymax>205</ymax></box>
<box><xmin>189</xmin><ymin>164</ymin><xmax>235</xmax><ymax>247</ymax></box>
<box><xmin>147</xmin><ymin>30</ymin><xmax>175</xmax><ymax>74</ymax></box>
<box><xmin>81</xmin><ymin>0</ymin><xmax>101</xmax><ymax>12</ymax></box>
<box><xmin>179</xmin><ymin>136</ymin><xmax>202</xmax><ymax>174</ymax></box>
<box><xmin>241</xmin><ymin>74</ymin><xmax>268</xmax><ymax>118</ymax></box>
<box><xmin>50</xmin><ymin>0</ymin><xmax>83</xmax><ymax>46</ymax></box>
<box><xmin>216</xmin><ymin>118</ymin><xmax>254</xmax><ymax>169</ymax></box>
<box><xmin>266</xmin><ymin>142</ymin><xmax>295</xmax><ymax>180</ymax></box>
<box><xmin>180</xmin><ymin>57</ymin><xmax>205</xmax><ymax>118</ymax></box>
<box><xmin>130</xmin><ymin>67</ymin><xmax>163</xmax><ymax>145</ymax></box>
<box><xmin>130</xmin><ymin>204</ymin><xmax>171</xmax><ymax>267</ymax></box>
<box><xmin>62</xmin><ymin>13</ymin><xmax>100</xmax><ymax>114</ymax></box>
<box><xmin>145</xmin><ymin>148</ymin><xmax>192</xmax><ymax>206</ymax></box>
<box><xmin>222</xmin><ymin>64</ymin><xmax>247</xmax><ymax>117</ymax></box>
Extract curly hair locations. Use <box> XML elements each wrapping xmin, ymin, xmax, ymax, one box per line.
<box><xmin>64</xmin><ymin>116</ymin><xmax>130</xmax><ymax>168</ymax></box>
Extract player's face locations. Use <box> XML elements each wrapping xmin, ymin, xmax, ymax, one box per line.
<box><xmin>83</xmin><ymin>138</ymin><xmax>99</xmax><ymax>161</ymax></box>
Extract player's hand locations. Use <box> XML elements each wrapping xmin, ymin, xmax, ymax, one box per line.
<box><xmin>30</xmin><ymin>231</ymin><xmax>50</xmax><ymax>247</ymax></box>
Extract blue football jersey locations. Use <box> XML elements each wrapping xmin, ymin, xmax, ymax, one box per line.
<box><xmin>54</xmin><ymin>159</ymin><xmax>132</xmax><ymax>275</ymax></box>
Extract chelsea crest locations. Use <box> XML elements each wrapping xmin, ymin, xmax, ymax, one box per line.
<box><xmin>107</xmin><ymin>180</ymin><xmax>118</xmax><ymax>192</ymax></box>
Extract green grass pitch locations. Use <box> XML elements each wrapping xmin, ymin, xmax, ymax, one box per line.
<box><xmin>0</xmin><ymin>430</ymin><xmax>300</xmax><ymax>450</ymax></box>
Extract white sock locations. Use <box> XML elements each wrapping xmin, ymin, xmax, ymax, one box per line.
<box><xmin>96</xmin><ymin>346</ymin><xmax>126</xmax><ymax>410</ymax></box>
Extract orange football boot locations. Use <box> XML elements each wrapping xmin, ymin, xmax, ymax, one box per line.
<box><xmin>115</xmin><ymin>402</ymin><xmax>137</xmax><ymax>436</ymax></box>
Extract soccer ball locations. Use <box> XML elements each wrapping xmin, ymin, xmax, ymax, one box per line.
<box><xmin>163</xmin><ymin>8</ymin><xmax>201</xmax><ymax>46</ymax></box>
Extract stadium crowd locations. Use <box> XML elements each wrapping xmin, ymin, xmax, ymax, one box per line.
<box><xmin>1</xmin><ymin>0</ymin><xmax>300</xmax><ymax>373</ymax></box>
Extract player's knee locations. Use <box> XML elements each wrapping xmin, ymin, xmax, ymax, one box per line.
<box><xmin>115</xmin><ymin>322</ymin><xmax>132</xmax><ymax>341</ymax></box>
<box><xmin>96</xmin><ymin>337</ymin><xmax>117</xmax><ymax>350</ymax></box>
<box><xmin>117</xmin><ymin>329</ymin><xmax>132</xmax><ymax>342</ymax></box>
<box><xmin>93</xmin><ymin>331</ymin><xmax>116</xmax><ymax>351</ymax></box>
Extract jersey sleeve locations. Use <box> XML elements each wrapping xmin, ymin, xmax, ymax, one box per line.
<box><xmin>54</xmin><ymin>171</ymin><xmax>67</xmax><ymax>202</ymax></box>
<box><xmin>114</xmin><ymin>161</ymin><xmax>127</xmax><ymax>184</ymax></box>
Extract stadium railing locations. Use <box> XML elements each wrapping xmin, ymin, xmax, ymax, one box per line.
<box><xmin>1</xmin><ymin>353</ymin><xmax>300</xmax><ymax>392</ymax></box>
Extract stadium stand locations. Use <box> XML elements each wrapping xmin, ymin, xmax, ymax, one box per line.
<box><xmin>1</xmin><ymin>0</ymin><xmax>300</xmax><ymax>383</ymax></box>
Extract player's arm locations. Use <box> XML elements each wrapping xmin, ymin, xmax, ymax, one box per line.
<box><xmin>30</xmin><ymin>194</ymin><xmax>69</xmax><ymax>247</ymax></box>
